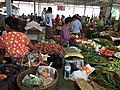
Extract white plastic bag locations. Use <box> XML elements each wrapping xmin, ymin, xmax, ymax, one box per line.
<box><xmin>70</xmin><ymin>70</ymin><xmax>88</xmax><ymax>81</ymax></box>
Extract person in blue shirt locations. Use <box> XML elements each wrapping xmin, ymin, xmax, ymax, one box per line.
<box><xmin>71</xmin><ymin>15</ymin><xmax>84</xmax><ymax>38</ymax></box>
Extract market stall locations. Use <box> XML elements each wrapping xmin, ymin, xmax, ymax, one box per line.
<box><xmin>1</xmin><ymin>0</ymin><xmax>120</xmax><ymax>90</ymax></box>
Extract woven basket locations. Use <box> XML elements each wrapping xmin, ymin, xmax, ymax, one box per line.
<box><xmin>17</xmin><ymin>67</ymin><xmax>58</xmax><ymax>90</ymax></box>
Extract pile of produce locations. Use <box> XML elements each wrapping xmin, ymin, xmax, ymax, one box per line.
<box><xmin>94</xmin><ymin>38</ymin><xmax>118</xmax><ymax>51</ymax></box>
<box><xmin>109</xmin><ymin>31</ymin><xmax>120</xmax><ymax>37</ymax></box>
<box><xmin>100</xmin><ymin>49</ymin><xmax>114</xmax><ymax>57</ymax></box>
<box><xmin>78</xmin><ymin>43</ymin><xmax>94</xmax><ymax>52</ymax></box>
<box><xmin>107</xmin><ymin>59</ymin><xmax>120</xmax><ymax>72</ymax></box>
<box><xmin>82</xmin><ymin>52</ymin><xmax>108</xmax><ymax>64</ymax></box>
<box><xmin>74</xmin><ymin>37</ymin><xmax>89</xmax><ymax>44</ymax></box>
<box><xmin>0</xmin><ymin>74</ymin><xmax>7</xmax><ymax>80</ymax></box>
<box><xmin>97</xmin><ymin>72</ymin><xmax>120</xmax><ymax>90</ymax></box>
<box><xmin>22</xmin><ymin>74</ymin><xmax>44</xmax><ymax>87</ymax></box>
<box><xmin>34</xmin><ymin>42</ymin><xmax>63</xmax><ymax>55</ymax></box>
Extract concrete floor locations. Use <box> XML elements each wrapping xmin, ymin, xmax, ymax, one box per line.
<box><xmin>56</xmin><ymin>68</ymin><xmax>80</xmax><ymax>90</ymax></box>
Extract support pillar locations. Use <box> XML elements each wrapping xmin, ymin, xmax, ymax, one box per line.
<box><xmin>84</xmin><ymin>3</ymin><xmax>86</xmax><ymax>16</ymax></box>
<box><xmin>34</xmin><ymin>1</ymin><xmax>36</xmax><ymax>20</ymax></box>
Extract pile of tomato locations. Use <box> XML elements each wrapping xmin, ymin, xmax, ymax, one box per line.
<box><xmin>100</xmin><ymin>49</ymin><xmax>114</xmax><ymax>57</ymax></box>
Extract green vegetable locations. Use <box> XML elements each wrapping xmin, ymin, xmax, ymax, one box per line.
<box><xmin>98</xmin><ymin>72</ymin><xmax>120</xmax><ymax>90</ymax></box>
<box><xmin>23</xmin><ymin>79</ymin><xmax>31</xmax><ymax>87</ymax></box>
<box><xmin>82</xmin><ymin>52</ymin><xmax>107</xmax><ymax>63</ymax></box>
<box><xmin>30</xmin><ymin>77</ymin><xmax>43</xmax><ymax>87</ymax></box>
<box><xmin>107</xmin><ymin>59</ymin><xmax>120</xmax><ymax>72</ymax></box>
<box><xmin>23</xmin><ymin>76</ymin><xmax>44</xmax><ymax>87</ymax></box>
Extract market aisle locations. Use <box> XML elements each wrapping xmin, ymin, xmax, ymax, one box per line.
<box><xmin>56</xmin><ymin>68</ymin><xmax>80</xmax><ymax>90</ymax></box>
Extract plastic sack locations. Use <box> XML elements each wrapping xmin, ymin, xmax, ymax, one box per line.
<box><xmin>70</xmin><ymin>70</ymin><xmax>88</xmax><ymax>81</ymax></box>
<box><xmin>37</xmin><ymin>66</ymin><xmax>56</xmax><ymax>78</ymax></box>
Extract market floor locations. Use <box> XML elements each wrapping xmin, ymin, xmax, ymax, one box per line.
<box><xmin>56</xmin><ymin>68</ymin><xmax>80</xmax><ymax>90</ymax></box>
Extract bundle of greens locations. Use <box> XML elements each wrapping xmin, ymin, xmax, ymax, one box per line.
<box><xmin>98</xmin><ymin>72</ymin><xmax>120</xmax><ymax>90</ymax></box>
<box><xmin>22</xmin><ymin>74</ymin><xmax>44</xmax><ymax>87</ymax></box>
<box><xmin>82</xmin><ymin>52</ymin><xmax>108</xmax><ymax>64</ymax></box>
<box><xmin>107</xmin><ymin>59</ymin><xmax>120</xmax><ymax>72</ymax></box>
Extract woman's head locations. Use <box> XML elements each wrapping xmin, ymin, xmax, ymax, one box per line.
<box><xmin>65</xmin><ymin>17</ymin><xmax>73</xmax><ymax>27</ymax></box>
<box><xmin>47</xmin><ymin>7</ymin><xmax>52</xmax><ymax>13</ymax></box>
<box><xmin>5</xmin><ymin>16</ymin><xmax>19</xmax><ymax>31</ymax></box>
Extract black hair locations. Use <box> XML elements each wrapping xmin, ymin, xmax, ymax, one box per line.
<box><xmin>47</xmin><ymin>7</ymin><xmax>52</xmax><ymax>13</ymax></box>
<box><xmin>65</xmin><ymin>17</ymin><xmax>73</xmax><ymax>24</ymax></box>
<box><xmin>5</xmin><ymin>16</ymin><xmax>19</xmax><ymax>30</ymax></box>
<box><xmin>72</xmin><ymin>15</ymin><xmax>77</xmax><ymax>19</ymax></box>
<box><xmin>55</xmin><ymin>14</ymin><xmax>59</xmax><ymax>21</ymax></box>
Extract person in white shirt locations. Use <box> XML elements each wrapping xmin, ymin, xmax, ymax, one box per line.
<box><xmin>41</xmin><ymin>8</ymin><xmax>47</xmax><ymax>24</ymax></box>
<box><xmin>71</xmin><ymin>15</ymin><xmax>84</xmax><ymax>38</ymax></box>
<box><xmin>45</xmin><ymin>7</ymin><xmax>54</xmax><ymax>39</ymax></box>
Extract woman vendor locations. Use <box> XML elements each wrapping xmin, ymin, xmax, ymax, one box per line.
<box><xmin>0</xmin><ymin>16</ymin><xmax>42</xmax><ymax>64</ymax></box>
<box><xmin>60</xmin><ymin>17</ymin><xmax>74</xmax><ymax>46</ymax></box>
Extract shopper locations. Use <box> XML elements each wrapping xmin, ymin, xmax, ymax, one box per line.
<box><xmin>106</xmin><ymin>17</ymin><xmax>112</xmax><ymax>26</ymax></box>
<box><xmin>71</xmin><ymin>15</ymin><xmax>84</xmax><ymax>38</ymax></box>
<box><xmin>98</xmin><ymin>15</ymin><xmax>104</xmax><ymax>32</ymax></box>
<box><xmin>41</xmin><ymin>8</ymin><xmax>47</xmax><ymax>24</ymax></box>
<box><xmin>55</xmin><ymin>14</ymin><xmax>61</xmax><ymax>35</ymax></box>
<box><xmin>55</xmin><ymin>14</ymin><xmax>60</xmax><ymax>26</ymax></box>
<box><xmin>0</xmin><ymin>16</ymin><xmax>42</xmax><ymax>64</ymax></box>
<box><xmin>61</xmin><ymin>15</ymin><xmax>65</xmax><ymax>25</ymax></box>
<box><xmin>60</xmin><ymin>17</ymin><xmax>73</xmax><ymax>46</ymax></box>
<box><xmin>45</xmin><ymin>7</ymin><xmax>54</xmax><ymax>39</ymax></box>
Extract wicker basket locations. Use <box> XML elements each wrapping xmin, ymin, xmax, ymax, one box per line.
<box><xmin>17</xmin><ymin>67</ymin><xmax>58</xmax><ymax>90</ymax></box>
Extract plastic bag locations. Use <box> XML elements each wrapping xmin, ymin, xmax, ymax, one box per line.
<box><xmin>70</xmin><ymin>70</ymin><xmax>88</xmax><ymax>81</ymax></box>
<box><xmin>22</xmin><ymin>74</ymin><xmax>43</xmax><ymax>87</ymax></box>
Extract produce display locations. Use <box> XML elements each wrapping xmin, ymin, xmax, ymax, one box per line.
<box><xmin>82</xmin><ymin>52</ymin><xmax>108</xmax><ymax>64</ymax></box>
<box><xmin>93</xmin><ymin>38</ymin><xmax>114</xmax><ymax>46</ymax></box>
<box><xmin>97</xmin><ymin>72</ymin><xmax>120</xmax><ymax>90</ymax></box>
<box><xmin>100</xmin><ymin>49</ymin><xmax>114</xmax><ymax>57</ymax></box>
<box><xmin>78</xmin><ymin>43</ymin><xmax>94</xmax><ymax>52</ymax></box>
<box><xmin>109</xmin><ymin>31</ymin><xmax>120</xmax><ymax>37</ymax></box>
<box><xmin>107</xmin><ymin>59</ymin><xmax>120</xmax><ymax>72</ymax></box>
<box><xmin>34</xmin><ymin>42</ymin><xmax>63</xmax><ymax>55</ymax></box>
<box><xmin>0</xmin><ymin>74</ymin><xmax>7</xmax><ymax>80</ymax></box>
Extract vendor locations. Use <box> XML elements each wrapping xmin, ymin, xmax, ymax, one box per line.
<box><xmin>60</xmin><ymin>17</ymin><xmax>74</xmax><ymax>46</ymax></box>
<box><xmin>0</xmin><ymin>16</ymin><xmax>42</xmax><ymax>64</ymax></box>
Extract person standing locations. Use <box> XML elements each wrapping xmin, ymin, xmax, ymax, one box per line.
<box><xmin>41</xmin><ymin>8</ymin><xmax>47</xmax><ymax>24</ymax></box>
<box><xmin>98</xmin><ymin>16</ymin><xmax>104</xmax><ymax>32</ymax></box>
<box><xmin>45</xmin><ymin>7</ymin><xmax>54</xmax><ymax>39</ymax></box>
<box><xmin>71</xmin><ymin>15</ymin><xmax>84</xmax><ymax>38</ymax></box>
<box><xmin>60</xmin><ymin>17</ymin><xmax>73</xmax><ymax>46</ymax></box>
<box><xmin>55</xmin><ymin>14</ymin><xmax>61</xmax><ymax>35</ymax></box>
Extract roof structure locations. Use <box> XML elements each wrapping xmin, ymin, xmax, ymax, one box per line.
<box><xmin>13</xmin><ymin>0</ymin><xmax>103</xmax><ymax>5</ymax></box>
<box><xmin>13</xmin><ymin>0</ymin><xmax>120</xmax><ymax>6</ymax></box>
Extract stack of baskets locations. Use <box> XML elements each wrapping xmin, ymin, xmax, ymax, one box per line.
<box><xmin>17</xmin><ymin>67</ymin><xmax>58</xmax><ymax>90</ymax></box>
